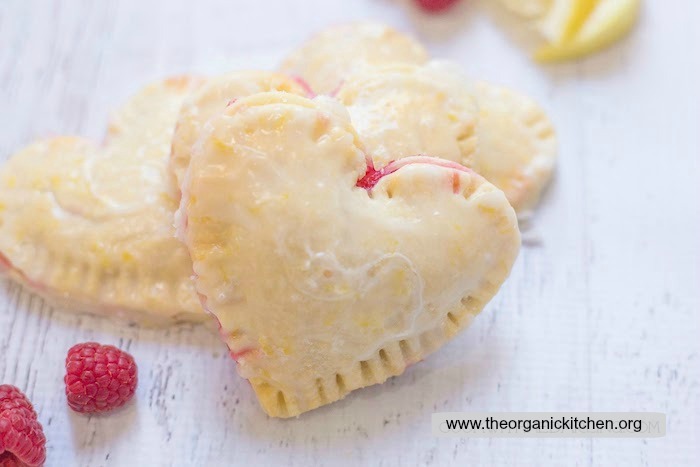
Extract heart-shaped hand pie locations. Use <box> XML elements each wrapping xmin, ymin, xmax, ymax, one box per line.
<box><xmin>0</xmin><ymin>77</ymin><xmax>205</xmax><ymax>324</ymax></box>
<box><xmin>336</xmin><ymin>62</ymin><xmax>557</xmax><ymax>213</ymax></box>
<box><xmin>279</xmin><ymin>22</ymin><xmax>428</xmax><ymax>95</ymax></box>
<box><xmin>179</xmin><ymin>92</ymin><xmax>520</xmax><ymax>417</ymax></box>
<box><xmin>170</xmin><ymin>71</ymin><xmax>311</xmax><ymax>188</ymax></box>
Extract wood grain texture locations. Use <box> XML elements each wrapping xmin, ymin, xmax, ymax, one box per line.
<box><xmin>1</xmin><ymin>0</ymin><xmax>698</xmax><ymax>465</ymax></box>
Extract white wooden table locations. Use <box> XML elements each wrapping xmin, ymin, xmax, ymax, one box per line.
<box><xmin>1</xmin><ymin>0</ymin><xmax>698</xmax><ymax>465</ymax></box>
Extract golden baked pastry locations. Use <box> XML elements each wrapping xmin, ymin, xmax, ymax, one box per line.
<box><xmin>179</xmin><ymin>92</ymin><xmax>520</xmax><ymax>417</ymax></box>
<box><xmin>0</xmin><ymin>77</ymin><xmax>205</xmax><ymax>324</ymax></box>
<box><xmin>170</xmin><ymin>71</ymin><xmax>310</xmax><ymax>188</ymax></box>
<box><xmin>471</xmin><ymin>80</ymin><xmax>557</xmax><ymax>212</ymax></box>
<box><xmin>279</xmin><ymin>22</ymin><xmax>428</xmax><ymax>95</ymax></box>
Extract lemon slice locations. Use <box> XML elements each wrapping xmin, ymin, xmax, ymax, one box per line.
<box><xmin>538</xmin><ymin>0</ymin><xmax>598</xmax><ymax>43</ymax></box>
<box><xmin>535</xmin><ymin>0</ymin><xmax>640</xmax><ymax>62</ymax></box>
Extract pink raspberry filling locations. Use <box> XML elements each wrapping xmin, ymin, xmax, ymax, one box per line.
<box><xmin>356</xmin><ymin>155</ymin><xmax>472</xmax><ymax>191</ymax></box>
<box><xmin>291</xmin><ymin>76</ymin><xmax>316</xmax><ymax>98</ymax></box>
<box><xmin>0</xmin><ymin>252</ymin><xmax>46</xmax><ymax>292</ymax></box>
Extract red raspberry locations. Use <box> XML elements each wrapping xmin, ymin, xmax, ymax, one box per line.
<box><xmin>64</xmin><ymin>343</ymin><xmax>138</xmax><ymax>413</ymax></box>
<box><xmin>415</xmin><ymin>0</ymin><xmax>460</xmax><ymax>12</ymax></box>
<box><xmin>0</xmin><ymin>385</ymin><xmax>46</xmax><ymax>467</ymax></box>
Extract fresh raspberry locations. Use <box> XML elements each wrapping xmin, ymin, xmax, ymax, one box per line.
<box><xmin>415</xmin><ymin>0</ymin><xmax>460</xmax><ymax>13</ymax></box>
<box><xmin>64</xmin><ymin>343</ymin><xmax>138</xmax><ymax>413</ymax></box>
<box><xmin>0</xmin><ymin>385</ymin><xmax>46</xmax><ymax>467</ymax></box>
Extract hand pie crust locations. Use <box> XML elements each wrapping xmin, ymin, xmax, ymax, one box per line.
<box><xmin>471</xmin><ymin>80</ymin><xmax>557</xmax><ymax>213</ymax></box>
<box><xmin>0</xmin><ymin>77</ymin><xmax>205</xmax><ymax>324</ymax></box>
<box><xmin>170</xmin><ymin>70</ymin><xmax>310</xmax><ymax>188</ymax></box>
<box><xmin>180</xmin><ymin>92</ymin><xmax>520</xmax><ymax>417</ymax></box>
<box><xmin>279</xmin><ymin>21</ymin><xmax>428</xmax><ymax>95</ymax></box>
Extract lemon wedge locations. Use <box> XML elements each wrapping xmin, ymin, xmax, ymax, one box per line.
<box><xmin>535</xmin><ymin>0</ymin><xmax>641</xmax><ymax>62</ymax></box>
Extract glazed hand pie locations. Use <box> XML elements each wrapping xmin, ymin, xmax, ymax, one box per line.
<box><xmin>178</xmin><ymin>92</ymin><xmax>520</xmax><ymax>417</ymax></box>
<box><xmin>336</xmin><ymin>63</ymin><xmax>557</xmax><ymax>213</ymax></box>
<box><xmin>0</xmin><ymin>77</ymin><xmax>205</xmax><ymax>324</ymax></box>
<box><xmin>170</xmin><ymin>71</ymin><xmax>311</xmax><ymax>188</ymax></box>
<box><xmin>470</xmin><ymin>81</ymin><xmax>557</xmax><ymax>212</ymax></box>
<box><xmin>279</xmin><ymin>22</ymin><xmax>428</xmax><ymax>95</ymax></box>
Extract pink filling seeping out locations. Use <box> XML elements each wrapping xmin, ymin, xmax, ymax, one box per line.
<box><xmin>356</xmin><ymin>155</ymin><xmax>472</xmax><ymax>192</ymax></box>
<box><xmin>0</xmin><ymin>251</ymin><xmax>46</xmax><ymax>292</ymax></box>
<box><xmin>196</xmin><ymin>289</ymin><xmax>256</xmax><ymax>362</ymax></box>
<box><xmin>291</xmin><ymin>76</ymin><xmax>316</xmax><ymax>98</ymax></box>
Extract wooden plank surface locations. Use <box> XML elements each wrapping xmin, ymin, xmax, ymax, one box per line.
<box><xmin>1</xmin><ymin>0</ymin><xmax>698</xmax><ymax>465</ymax></box>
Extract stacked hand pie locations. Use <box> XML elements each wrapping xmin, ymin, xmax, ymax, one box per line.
<box><xmin>0</xmin><ymin>22</ymin><xmax>556</xmax><ymax>417</ymax></box>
